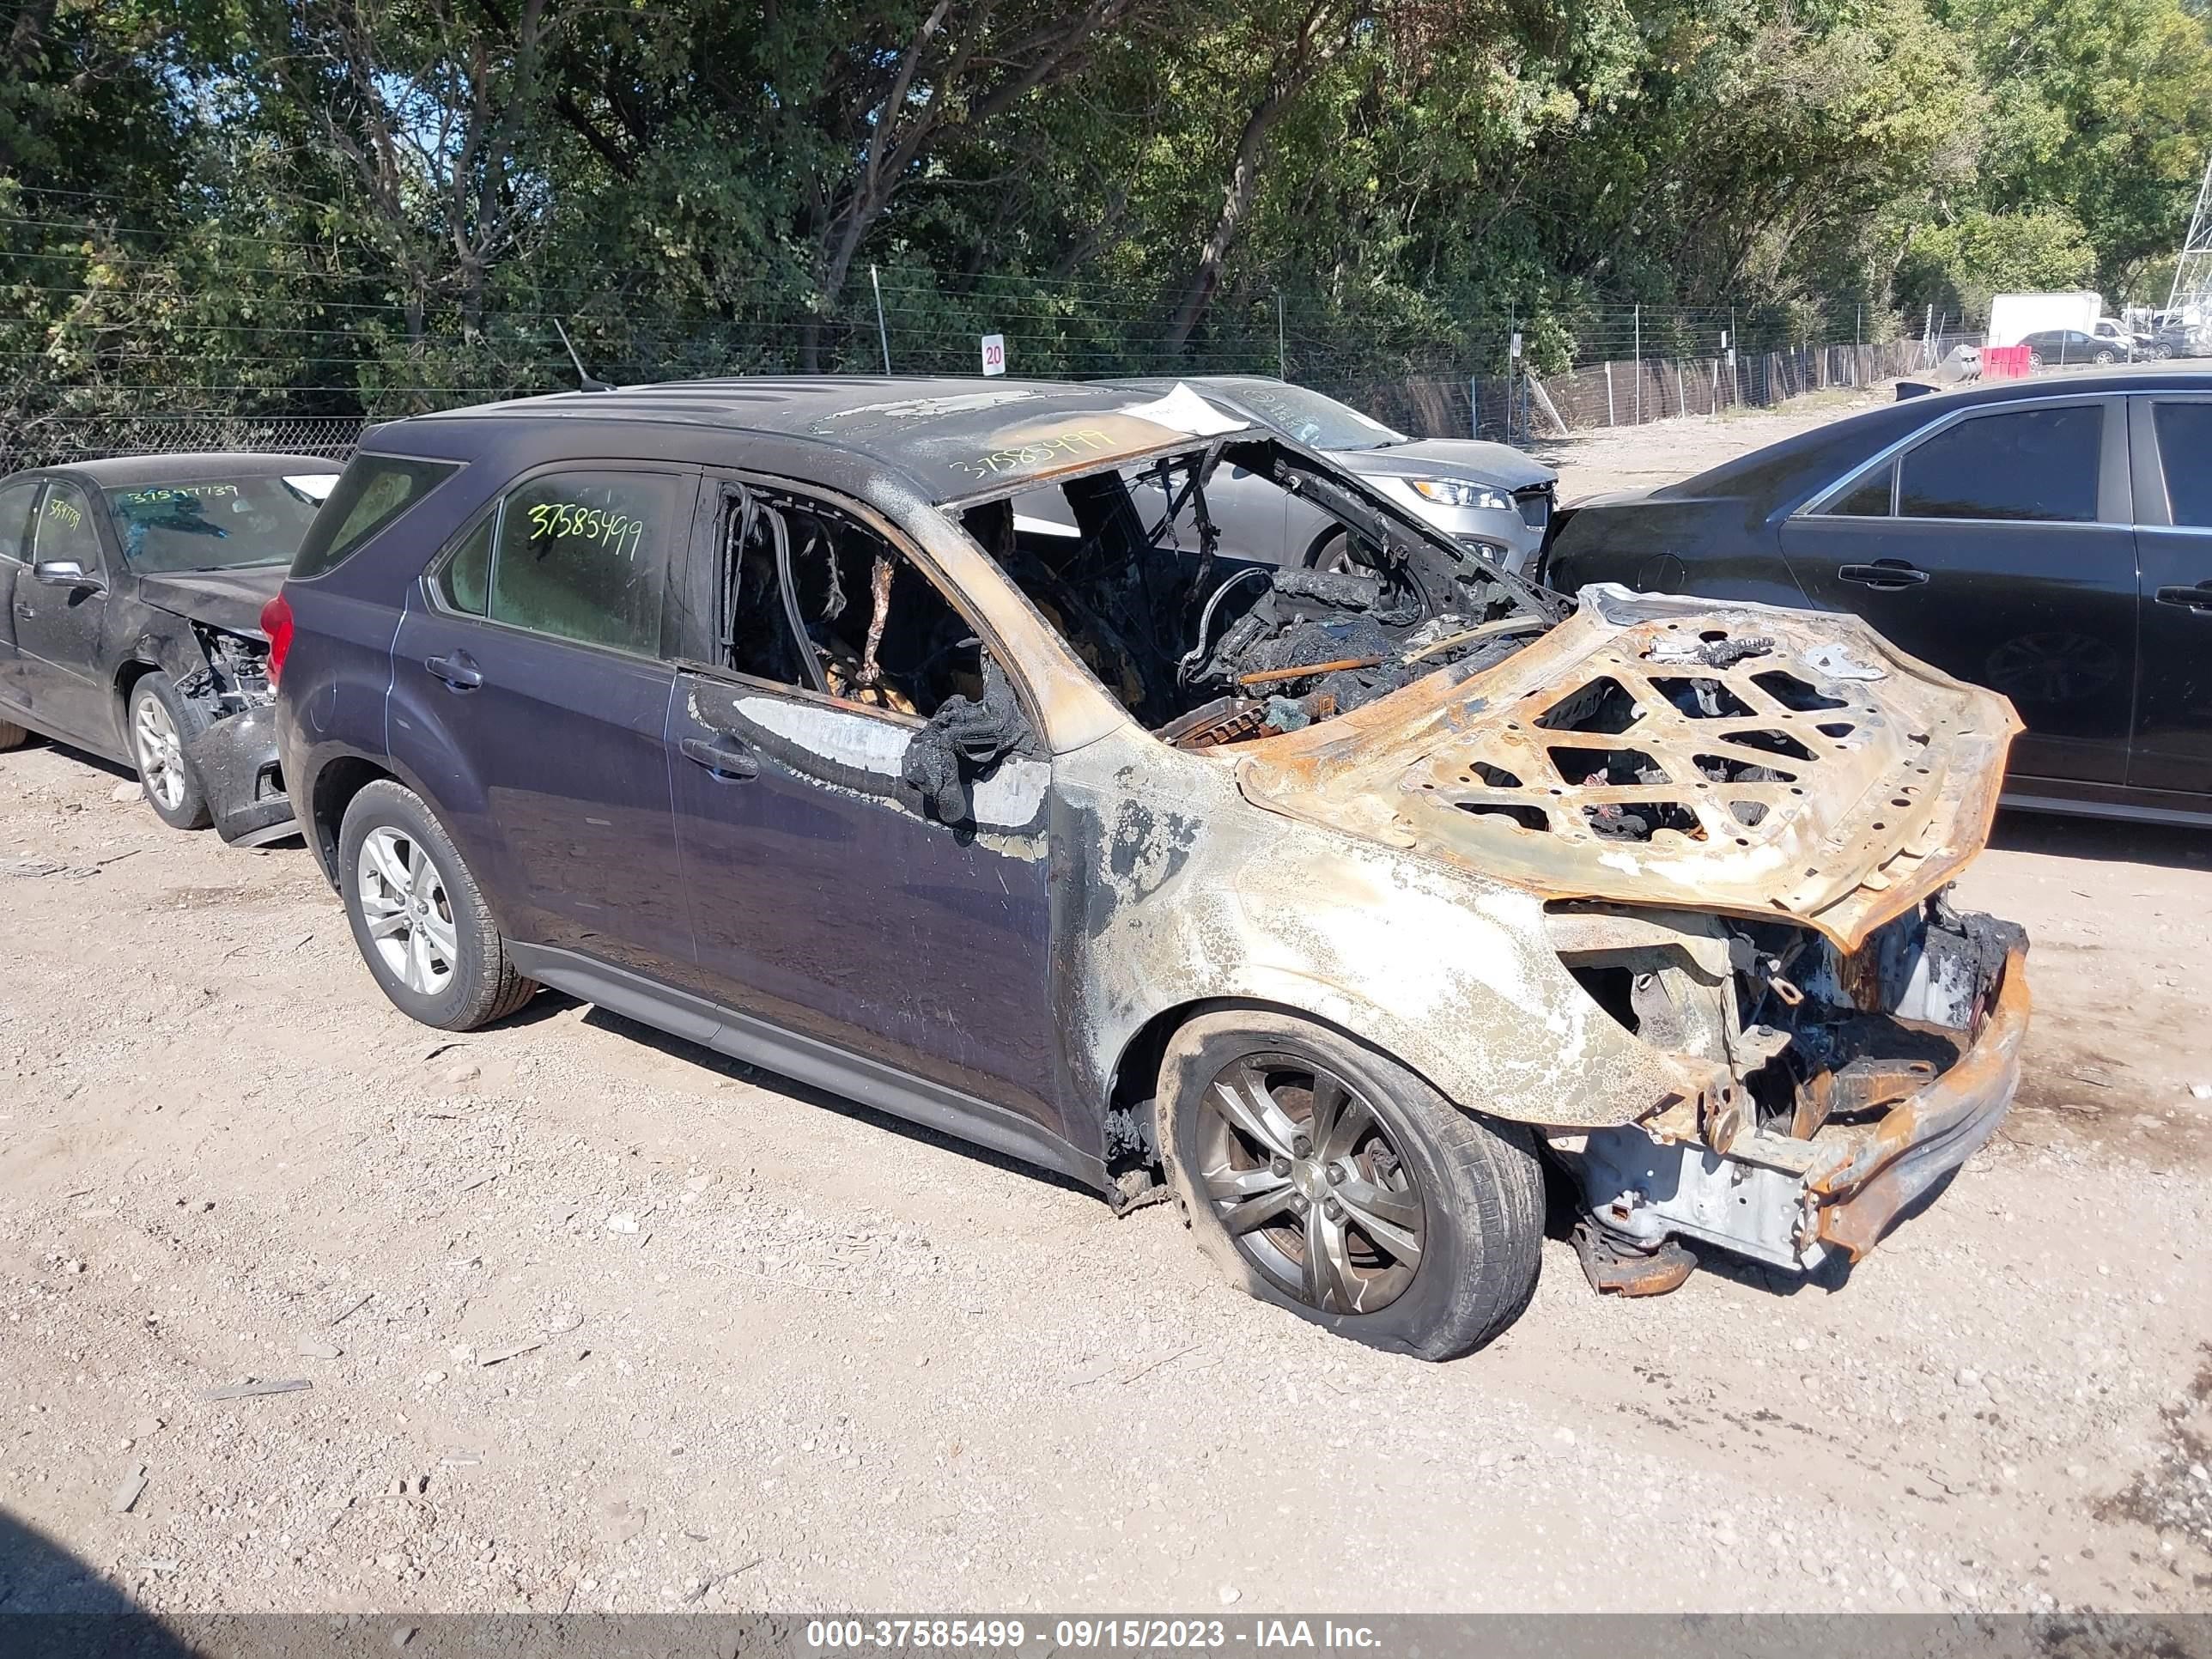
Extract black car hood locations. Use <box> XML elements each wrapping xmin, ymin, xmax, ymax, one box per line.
<box><xmin>133</xmin><ymin>566</ymin><xmax>285</xmax><ymax>636</ymax></box>
<box><xmin>1340</xmin><ymin>439</ymin><xmax>1555</xmax><ymax>491</ymax></box>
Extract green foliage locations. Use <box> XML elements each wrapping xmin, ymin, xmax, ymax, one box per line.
<box><xmin>3</xmin><ymin>0</ymin><xmax>2207</xmax><ymax>424</ymax></box>
<box><xmin>1897</xmin><ymin>209</ymin><xmax>2101</xmax><ymax>318</ymax></box>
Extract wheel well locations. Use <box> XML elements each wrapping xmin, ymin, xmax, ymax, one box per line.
<box><xmin>1107</xmin><ymin>995</ymin><xmax>1380</xmax><ymax>1116</ymax></box>
<box><xmin>1302</xmin><ymin>525</ymin><xmax>1346</xmax><ymax>568</ymax></box>
<box><xmin>112</xmin><ymin>659</ymin><xmax>159</xmax><ymax>734</ymax></box>
<box><xmin>309</xmin><ymin>757</ymin><xmax>396</xmax><ymax>882</ymax></box>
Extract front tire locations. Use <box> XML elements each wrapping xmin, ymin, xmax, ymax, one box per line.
<box><xmin>1156</xmin><ymin>1010</ymin><xmax>1543</xmax><ymax>1360</ymax></box>
<box><xmin>338</xmin><ymin>780</ymin><xmax>536</xmax><ymax>1030</ymax></box>
<box><xmin>0</xmin><ymin>717</ymin><xmax>29</xmax><ymax>751</ymax></box>
<box><xmin>128</xmin><ymin>676</ymin><xmax>213</xmax><ymax>830</ymax></box>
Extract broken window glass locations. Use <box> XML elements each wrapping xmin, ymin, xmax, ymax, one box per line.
<box><xmin>720</xmin><ymin>487</ymin><xmax>981</xmax><ymax>720</ymax></box>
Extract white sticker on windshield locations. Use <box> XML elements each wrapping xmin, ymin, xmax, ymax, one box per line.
<box><xmin>1117</xmin><ymin>384</ymin><xmax>1249</xmax><ymax>438</ymax></box>
<box><xmin>283</xmin><ymin>474</ymin><xmax>338</xmax><ymax>502</ymax></box>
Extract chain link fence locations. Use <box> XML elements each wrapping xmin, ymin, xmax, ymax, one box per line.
<box><xmin>2</xmin><ymin>414</ymin><xmax>367</xmax><ymax>474</ymax></box>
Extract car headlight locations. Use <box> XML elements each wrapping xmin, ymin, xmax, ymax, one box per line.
<box><xmin>1408</xmin><ymin>478</ymin><xmax>1515</xmax><ymax>512</ymax></box>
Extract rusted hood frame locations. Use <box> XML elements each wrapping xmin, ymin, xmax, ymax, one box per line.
<box><xmin>1233</xmin><ymin>586</ymin><xmax>2022</xmax><ymax>951</ymax></box>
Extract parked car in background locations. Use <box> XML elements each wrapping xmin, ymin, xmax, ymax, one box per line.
<box><xmin>2088</xmin><ymin>318</ymin><xmax>2147</xmax><ymax>358</ymax></box>
<box><xmin>0</xmin><ymin>453</ymin><xmax>339</xmax><ymax>842</ymax></box>
<box><xmin>2151</xmin><ymin>321</ymin><xmax>2210</xmax><ymax>360</ymax></box>
<box><xmin>272</xmin><ymin>376</ymin><xmax>2027</xmax><ymax>1358</ymax></box>
<box><xmin>2016</xmin><ymin>328</ymin><xmax>2120</xmax><ymax>367</ymax></box>
<box><xmin>1013</xmin><ymin>376</ymin><xmax>1557</xmax><ymax>576</ymax></box>
<box><xmin>1543</xmin><ymin>370</ymin><xmax>2212</xmax><ymax>824</ymax></box>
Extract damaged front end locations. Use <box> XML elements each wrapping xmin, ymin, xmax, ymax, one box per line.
<box><xmin>1226</xmin><ymin>582</ymin><xmax>2029</xmax><ymax>1283</ymax></box>
<box><xmin>1542</xmin><ymin>893</ymin><xmax>2026</xmax><ymax>1283</ymax></box>
<box><xmin>173</xmin><ymin>622</ymin><xmax>295</xmax><ymax>845</ymax></box>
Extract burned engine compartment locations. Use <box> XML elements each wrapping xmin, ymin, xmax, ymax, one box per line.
<box><xmin>1546</xmin><ymin>890</ymin><xmax>2027</xmax><ymax>1275</ymax></box>
<box><xmin>967</xmin><ymin>438</ymin><xmax>1562</xmax><ymax>747</ymax></box>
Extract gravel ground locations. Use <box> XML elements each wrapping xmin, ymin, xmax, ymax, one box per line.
<box><xmin>3</xmin><ymin>398</ymin><xmax>2209</xmax><ymax>1616</ymax></box>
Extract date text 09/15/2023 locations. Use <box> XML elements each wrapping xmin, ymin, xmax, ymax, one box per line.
<box><xmin>804</xmin><ymin>1620</ymin><xmax>1385</xmax><ymax>1652</ymax></box>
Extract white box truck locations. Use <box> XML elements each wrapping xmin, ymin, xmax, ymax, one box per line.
<box><xmin>1986</xmin><ymin>291</ymin><xmax>2103</xmax><ymax>349</ymax></box>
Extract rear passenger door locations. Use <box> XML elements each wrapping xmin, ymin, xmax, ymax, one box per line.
<box><xmin>1778</xmin><ymin>395</ymin><xmax>2136</xmax><ymax>785</ymax></box>
<box><xmin>390</xmin><ymin>465</ymin><xmax>701</xmax><ymax>980</ymax></box>
<box><xmin>2128</xmin><ymin>394</ymin><xmax>2212</xmax><ymax>797</ymax></box>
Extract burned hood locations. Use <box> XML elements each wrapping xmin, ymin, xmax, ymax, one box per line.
<box><xmin>1232</xmin><ymin>586</ymin><xmax>2021</xmax><ymax>951</ymax></box>
<box><xmin>132</xmin><ymin>566</ymin><xmax>285</xmax><ymax>635</ymax></box>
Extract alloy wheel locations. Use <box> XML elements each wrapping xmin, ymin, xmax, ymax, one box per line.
<box><xmin>356</xmin><ymin>825</ymin><xmax>459</xmax><ymax>996</ymax></box>
<box><xmin>131</xmin><ymin>691</ymin><xmax>187</xmax><ymax>811</ymax></box>
<box><xmin>1196</xmin><ymin>1053</ymin><xmax>1426</xmax><ymax>1315</ymax></box>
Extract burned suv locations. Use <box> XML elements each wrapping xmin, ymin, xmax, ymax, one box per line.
<box><xmin>271</xmin><ymin>379</ymin><xmax>2028</xmax><ymax>1359</ymax></box>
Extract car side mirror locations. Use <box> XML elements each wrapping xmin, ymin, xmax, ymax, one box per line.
<box><xmin>33</xmin><ymin>559</ymin><xmax>103</xmax><ymax>593</ymax></box>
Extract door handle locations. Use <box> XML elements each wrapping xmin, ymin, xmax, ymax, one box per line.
<box><xmin>2154</xmin><ymin>583</ymin><xmax>2212</xmax><ymax>615</ymax></box>
<box><xmin>1838</xmin><ymin>560</ymin><xmax>1929</xmax><ymax>591</ymax></box>
<box><xmin>425</xmin><ymin>651</ymin><xmax>483</xmax><ymax>690</ymax></box>
<box><xmin>13</xmin><ymin>603</ymin><xmax>31</xmax><ymax>621</ymax></box>
<box><xmin>680</xmin><ymin>734</ymin><xmax>759</xmax><ymax>781</ymax></box>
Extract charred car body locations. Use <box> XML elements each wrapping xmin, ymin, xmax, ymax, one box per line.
<box><xmin>0</xmin><ymin>453</ymin><xmax>338</xmax><ymax>842</ymax></box>
<box><xmin>273</xmin><ymin>379</ymin><xmax>2028</xmax><ymax>1358</ymax></box>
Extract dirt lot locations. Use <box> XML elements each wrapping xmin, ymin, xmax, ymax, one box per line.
<box><xmin>4</xmin><ymin>397</ymin><xmax>2210</xmax><ymax>1617</ymax></box>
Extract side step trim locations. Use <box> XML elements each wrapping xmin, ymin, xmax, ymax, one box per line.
<box><xmin>505</xmin><ymin>942</ymin><xmax>1107</xmax><ymax>1194</ymax></box>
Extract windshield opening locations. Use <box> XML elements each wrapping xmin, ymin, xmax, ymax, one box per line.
<box><xmin>1207</xmin><ymin>382</ymin><xmax>1408</xmax><ymax>452</ymax></box>
<box><xmin>104</xmin><ymin>475</ymin><xmax>333</xmax><ymax>574</ymax></box>
<box><xmin>987</xmin><ymin>437</ymin><xmax>1557</xmax><ymax>745</ymax></box>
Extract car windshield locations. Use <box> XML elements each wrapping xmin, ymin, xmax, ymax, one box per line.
<box><xmin>103</xmin><ymin>474</ymin><xmax>335</xmax><ymax>573</ymax></box>
<box><xmin>1212</xmin><ymin>383</ymin><xmax>1408</xmax><ymax>451</ymax></box>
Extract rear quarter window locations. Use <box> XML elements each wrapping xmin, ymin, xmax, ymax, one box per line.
<box><xmin>291</xmin><ymin>453</ymin><xmax>460</xmax><ymax>580</ymax></box>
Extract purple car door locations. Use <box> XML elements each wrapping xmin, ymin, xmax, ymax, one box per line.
<box><xmin>664</xmin><ymin>477</ymin><xmax>1062</xmax><ymax>1143</ymax></box>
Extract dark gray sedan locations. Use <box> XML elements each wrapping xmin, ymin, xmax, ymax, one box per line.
<box><xmin>0</xmin><ymin>452</ymin><xmax>339</xmax><ymax>842</ymax></box>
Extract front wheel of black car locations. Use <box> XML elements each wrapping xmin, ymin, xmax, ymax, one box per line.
<box><xmin>128</xmin><ymin>676</ymin><xmax>213</xmax><ymax>830</ymax></box>
<box><xmin>1156</xmin><ymin>1010</ymin><xmax>1543</xmax><ymax>1360</ymax></box>
<box><xmin>338</xmin><ymin>781</ymin><xmax>536</xmax><ymax>1030</ymax></box>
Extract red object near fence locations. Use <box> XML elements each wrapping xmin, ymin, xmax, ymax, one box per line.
<box><xmin>1982</xmin><ymin>344</ymin><xmax>2032</xmax><ymax>379</ymax></box>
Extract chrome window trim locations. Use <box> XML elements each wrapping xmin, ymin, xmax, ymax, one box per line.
<box><xmin>1795</xmin><ymin>391</ymin><xmax>2127</xmax><ymax>526</ymax></box>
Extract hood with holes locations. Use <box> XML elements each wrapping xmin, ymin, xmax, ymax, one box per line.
<box><xmin>1232</xmin><ymin>585</ymin><xmax>2022</xmax><ymax>951</ymax></box>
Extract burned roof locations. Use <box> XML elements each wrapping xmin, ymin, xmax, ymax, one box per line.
<box><xmin>16</xmin><ymin>453</ymin><xmax>343</xmax><ymax>488</ymax></box>
<box><xmin>400</xmin><ymin>377</ymin><xmax>1250</xmax><ymax>504</ymax></box>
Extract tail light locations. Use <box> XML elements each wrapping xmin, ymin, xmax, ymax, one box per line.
<box><xmin>260</xmin><ymin>592</ymin><xmax>295</xmax><ymax>685</ymax></box>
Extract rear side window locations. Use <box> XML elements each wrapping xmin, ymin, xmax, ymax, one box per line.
<box><xmin>484</xmin><ymin>471</ymin><xmax>678</xmax><ymax>655</ymax></box>
<box><xmin>2153</xmin><ymin>403</ymin><xmax>2212</xmax><ymax>528</ymax></box>
<box><xmin>1897</xmin><ymin>404</ymin><xmax>2103</xmax><ymax>523</ymax></box>
<box><xmin>1825</xmin><ymin>462</ymin><xmax>1893</xmax><ymax>517</ymax></box>
<box><xmin>292</xmin><ymin>454</ymin><xmax>459</xmax><ymax>580</ymax></box>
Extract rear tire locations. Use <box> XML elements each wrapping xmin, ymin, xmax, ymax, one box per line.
<box><xmin>338</xmin><ymin>780</ymin><xmax>536</xmax><ymax>1030</ymax></box>
<box><xmin>0</xmin><ymin>717</ymin><xmax>29</xmax><ymax>751</ymax></box>
<box><xmin>1156</xmin><ymin>1009</ymin><xmax>1543</xmax><ymax>1360</ymax></box>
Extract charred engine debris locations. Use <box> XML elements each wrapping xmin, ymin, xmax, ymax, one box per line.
<box><xmin>174</xmin><ymin>623</ymin><xmax>275</xmax><ymax>720</ymax></box>
<box><xmin>1549</xmin><ymin>890</ymin><xmax>2027</xmax><ymax>1286</ymax></box>
<box><xmin>965</xmin><ymin>437</ymin><xmax>1563</xmax><ymax>748</ymax></box>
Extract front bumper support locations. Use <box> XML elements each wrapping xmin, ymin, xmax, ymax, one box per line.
<box><xmin>1569</xmin><ymin>945</ymin><xmax>2028</xmax><ymax>1273</ymax></box>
